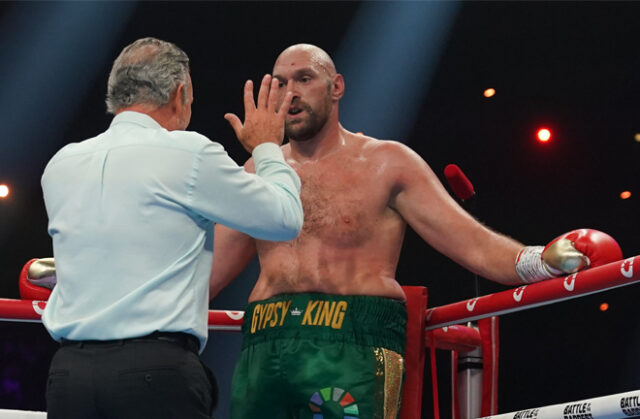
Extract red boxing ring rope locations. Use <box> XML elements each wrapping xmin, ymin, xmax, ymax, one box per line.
<box><xmin>207</xmin><ymin>310</ymin><xmax>243</xmax><ymax>331</ymax></box>
<box><xmin>1</xmin><ymin>255</ymin><xmax>636</xmax><ymax>370</ymax></box>
<box><xmin>4</xmin><ymin>256</ymin><xmax>637</xmax><ymax>327</ymax></box>
<box><xmin>425</xmin><ymin>256</ymin><xmax>638</xmax><ymax>330</ymax></box>
<box><xmin>1</xmin><ymin>256</ymin><xmax>637</xmax><ymax>343</ymax></box>
<box><xmin>0</xmin><ymin>299</ymin><xmax>247</xmax><ymax>331</ymax></box>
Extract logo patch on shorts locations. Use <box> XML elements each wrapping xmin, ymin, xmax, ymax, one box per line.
<box><xmin>308</xmin><ymin>387</ymin><xmax>359</xmax><ymax>418</ymax></box>
<box><xmin>250</xmin><ymin>299</ymin><xmax>348</xmax><ymax>333</ymax></box>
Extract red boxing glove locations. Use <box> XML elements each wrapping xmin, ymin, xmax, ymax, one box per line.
<box><xmin>516</xmin><ymin>229</ymin><xmax>622</xmax><ymax>283</ymax></box>
<box><xmin>544</xmin><ymin>229</ymin><xmax>622</xmax><ymax>273</ymax></box>
<box><xmin>19</xmin><ymin>258</ymin><xmax>56</xmax><ymax>301</ymax></box>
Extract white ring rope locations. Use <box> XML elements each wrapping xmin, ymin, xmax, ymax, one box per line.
<box><xmin>477</xmin><ymin>389</ymin><xmax>640</xmax><ymax>419</ymax></box>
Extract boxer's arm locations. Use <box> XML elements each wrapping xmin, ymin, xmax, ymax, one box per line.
<box><xmin>209</xmin><ymin>223</ymin><xmax>256</xmax><ymax>300</ymax></box>
<box><xmin>386</xmin><ymin>142</ymin><xmax>524</xmax><ymax>285</ymax></box>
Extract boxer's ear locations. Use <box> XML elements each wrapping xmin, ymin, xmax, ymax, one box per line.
<box><xmin>331</xmin><ymin>74</ymin><xmax>345</xmax><ymax>101</ymax></box>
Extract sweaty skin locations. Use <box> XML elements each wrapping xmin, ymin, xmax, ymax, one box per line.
<box><xmin>210</xmin><ymin>44</ymin><xmax>524</xmax><ymax>303</ymax></box>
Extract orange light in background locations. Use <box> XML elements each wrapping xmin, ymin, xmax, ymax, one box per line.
<box><xmin>537</xmin><ymin>128</ymin><xmax>551</xmax><ymax>142</ymax></box>
<box><xmin>620</xmin><ymin>191</ymin><xmax>632</xmax><ymax>200</ymax></box>
<box><xmin>599</xmin><ymin>302</ymin><xmax>609</xmax><ymax>312</ymax></box>
<box><xmin>483</xmin><ymin>88</ymin><xmax>496</xmax><ymax>98</ymax></box>
<box><xmin>635</xmin><ymin>133</ymin><xmax>640</xmax><ymax>142</ymax></box>
<box><xmin>0</xmin><ymin>184</ymin><xmax>9</xmax><ymax>198</ymax></box>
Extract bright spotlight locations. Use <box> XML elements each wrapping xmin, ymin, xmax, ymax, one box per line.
<box><xmin>537</xmin><ymin>128</ymin><xmax>551</xmax><ymax>143</ymax></box>
<box><xmin>0</xmin><ymin>184</ymin><xmax>9</xmax><ymax>198</ymax></box>
<box><xmin>483</xmin><ymin>88</ymin><xmax>495</xmax><ymax>98</ymax></box>
<box><xmin>620</xmin><ymin>191</ymin><xmax>632</xmax><ymax>200</ymax></box>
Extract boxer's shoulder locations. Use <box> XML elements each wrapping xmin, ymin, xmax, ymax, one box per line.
<box><xmin>357</xmin><ymin>137</ymin><xmax>426</xmax><ymax>176</ymax></box>
<box><xmin>357</xmin><ymin>136</ymin><xmax>415</xmax><ymax>158</ymax></box>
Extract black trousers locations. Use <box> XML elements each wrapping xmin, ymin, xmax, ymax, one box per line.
<box><xmin>46</xmin><ymin>333</ymin><xmax>217</xmax><ymax>419</ymax></box>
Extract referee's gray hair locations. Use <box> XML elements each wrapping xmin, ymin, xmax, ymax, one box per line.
<box><xmin>105</xmin><ymin>37</ymin><xmax>190</xmax><ymax>114</ymax></box>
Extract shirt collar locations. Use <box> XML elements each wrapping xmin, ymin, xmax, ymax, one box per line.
<box><xmin>109</xmin><ymin>111</ymin><xmax>164</xmax><ymax>130</ymax></box>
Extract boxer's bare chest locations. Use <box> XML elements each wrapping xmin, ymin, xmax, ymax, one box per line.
<box><xmin>258</xmin><ymin>148</ymin><xmax>392</xmax><ymax>252</ymax></box>
<box><xmin>293</xmin><ymin>152</ymin><xmax>393</xmax><ymax>247</ymax></box>
<box><xmin>252</xmin><ymin>142</ymin><xmax>406</xmax><ymax>297</ymax></box>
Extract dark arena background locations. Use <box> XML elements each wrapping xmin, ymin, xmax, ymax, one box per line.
<box><xmin>0</xmin><ymin>2</ymin><xmax>639</xmax><ymax>418</ymax></box>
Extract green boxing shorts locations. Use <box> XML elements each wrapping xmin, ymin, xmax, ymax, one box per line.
<box><xmin>231</xmin><ymin>293</ymin><xmax>407</xmax><ymax>419</ymax></box>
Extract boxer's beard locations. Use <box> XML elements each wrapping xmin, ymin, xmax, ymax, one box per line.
<box><xmin>286</xmin><ymin>99</ymin><xmax>331</xmax><ymax>142</ymax></box>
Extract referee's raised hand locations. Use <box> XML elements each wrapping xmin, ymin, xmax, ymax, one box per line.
<box><xmin>225</xmin><ymin>74</ymin><xmax>293</xmax><ymax>153</ymax></box>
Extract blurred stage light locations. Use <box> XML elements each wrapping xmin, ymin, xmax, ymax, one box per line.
<box><xmin>0</xmin><ymin>184</ymin><xmax>9</xmax><ymax>198</ymax></box>
<box><xmin>483</xmin><ymin>88</ymin><xmax>496</xmax><ymax>98</ymax></box>
<box><xmin>0</xmin><ymin>2</ymin><xmax>136</xmax><ymax>180</ymax></box>
<box><xmin>335</xmin><ymin>2</ymin><xmax>460</xmax><ymax>141</ymax></box>
<box><xmin>620</xmin><ymin>191</ymin><xmax>632</xmax><ymax>200</ymax></box>
<box><xmin>635</xmin><ymin>133</ymin><xmax>640</xmax><ymax>142</ymax></box>
<box><xmin>537</xmin><ymin>128</ymin><xmax>551</xmax><ymax>142</ymax></box>
<box><xmin>599</xmin><ymin>302</ymin><xmax>609</xmax><ymax>312</ymax></box>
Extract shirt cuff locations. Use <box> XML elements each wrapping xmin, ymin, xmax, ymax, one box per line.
<box><xmin>252</xmin><ymin>142</ymin><xmax>285</xmax><ymax>164</ymax></box>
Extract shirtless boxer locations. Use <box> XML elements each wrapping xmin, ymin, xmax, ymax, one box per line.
<box><xmin>210</xmin><ymin>44</ymin><xmax>621</xmax><ymax>419</ymax></box>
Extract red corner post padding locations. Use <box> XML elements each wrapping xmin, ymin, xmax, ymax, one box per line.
<box><xmin>478</xmin><ymin>316</ymin><xmax>499</xmax><ymax>416</ymax></box>
<box><xmin>18</xmin><ymin>259</ymin><xmax>52</xmax><ymax>301</ymax></box>
<box><xmin>400</xmin><ymin>286</ymin><xmax>428</xmax><ymax>419</ymax></box>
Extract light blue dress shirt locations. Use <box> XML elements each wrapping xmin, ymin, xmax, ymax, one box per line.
<box><xmin>41</xmin><ymin>111</ymin><xmax>303</xmax><ymax>351</ymax></box>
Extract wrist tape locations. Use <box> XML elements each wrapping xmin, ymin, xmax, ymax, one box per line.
<box><xmin>515</xmin><ymin>246</ymin><xmax>554</xmax><ymax>284</ymax></box>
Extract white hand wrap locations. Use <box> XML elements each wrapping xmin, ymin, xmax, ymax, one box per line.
<box><xmin>515</xmin><ymin>246</ymin><xmax>557</xmax><ymax>284</ymax></box>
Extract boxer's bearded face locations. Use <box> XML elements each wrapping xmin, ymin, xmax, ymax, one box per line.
<box><xmin>273</xmin><ymin>51</ymin><xmax>335</xmax><ymax>142</ymax></box>
<box><xmin>285</xmin><ymin>84</ymin><xmax>332</xmax><ymax>142</ymax></box>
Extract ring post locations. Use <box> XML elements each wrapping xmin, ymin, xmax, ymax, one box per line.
<box><xmin>400</xmin><ymin>286</ymin><xmax>428</xmax><ymax>419</ymax></box>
